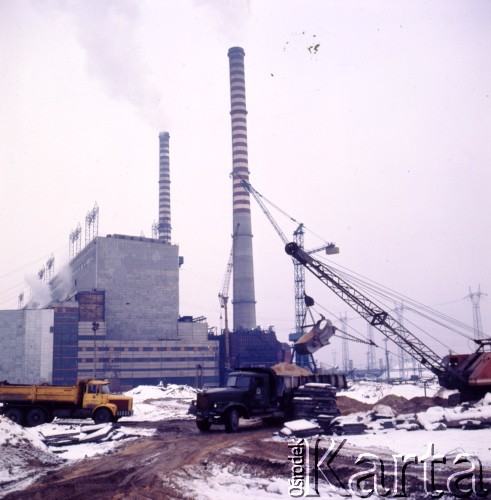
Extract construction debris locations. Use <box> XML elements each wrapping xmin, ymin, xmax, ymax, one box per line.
<box><xmin>370</xmin><ymin>404</ymin><xmax>395</xmax><ymax>420</ymax></box>
<box><xmin>279</xmin><ymin>419</ymin><xmax>322</xmax><ymax>437</ymax></box>
<box><xmin>292</xmin><ymin>382</ymin><xmax>339</xmax><ymax>428</ymax></box>
<box><xmin>40</xmin><ymin>423</ymin><xmax>132</xmax><ymax>448</ymax></box>
<box><xmin>330</xmin><ymin>412</ymin><xmax>370</xmax><ymax>435</ymax></box>
<box><xmin>281</xmin><ymin>392</ymin><xmax>491</xmax><ymax>438</ymax></box>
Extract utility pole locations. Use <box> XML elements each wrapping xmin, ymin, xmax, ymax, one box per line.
<box><xmin>395</xmin><ymin>302</ymin><xmax>410</xmax><ymax>378</ymax></box>
<box><xmin>466</xmin><ymin>286</ymin><xmax>486</xmax><ymax>341</ymax></box>
<box><xmin>366</xmin><ymin>324</ymin><xmax>376</xmax><ymax>371</ymax></box>
<box><xmin>340</xmin><ymin>313</ymin><xmax>350</xmax><ymax>372</ymax></box>
<box><xmin>92</xmin><ymin>322</ymin><xmax>100</xmax><ymax>379</ymax></box>
<box><xmin>384</xmin><ymin>338</ymin><xmax>390</xmax><ymax>382</ymax></box>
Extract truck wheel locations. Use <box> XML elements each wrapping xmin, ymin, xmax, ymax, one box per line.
<box><xmin>225</xmin><ymin>408</ymin><xmax>240</xmax><ymax>433</ymax></box>
<box><xmin>4</xmin><ymin>407</ymin><xmax>24</xmax><ymax>426</ymax></box>
<box><xmin>196</xmin><ymin>419</ymin><xmax>212</xmax><ymax>432</ymax></box>
<box><xmin>93</xmin><ymin>408</ymin><xmax>112</xmax><ymax>424</ymax></box>
<box><xmin>26</xmin><ymin>407</ymin><xmax>47</xmax><ymax>427</ymax></box>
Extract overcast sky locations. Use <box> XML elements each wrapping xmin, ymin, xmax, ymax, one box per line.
<box><xmin>1</xmin><ymin>0</ymin><xmax>490</xmax><ymax>369</ymax></box>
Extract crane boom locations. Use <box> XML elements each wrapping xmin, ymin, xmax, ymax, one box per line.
<box><xmin>285</xmin><ymin>241</ymin><xmax>446</xmax><ymax>376</ymax></box>
<box><xmin>219</xmin><ymin>245</ymin><xmax>234</xmax><ymax>370</ymax></box>
<box><xmin>241</xmin><ymin>178</ymin><xmax>490</xmax><ymax>400</ymax></box>
<box><xmin>239</xmin><ymin>178</ymin><xmax>289</xmax><ymax>244</ymax></box>
<box><xmin>219</xmin><ymin>245</ymin><xmax>234</xmax><ymax>333</ymax></box>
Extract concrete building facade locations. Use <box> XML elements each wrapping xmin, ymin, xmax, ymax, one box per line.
<box><xmin>0</xmin><ymin>236</ymin><xmax>219</xmax><ymax>388</ymax></box>
<box><xmin>51</xmin><ymin>301</ymin><xmax>79</xmax><ymax>385</ymax></box>
<box><xmin>70</xmin><ymin>234</ymin><xmax>180</xmax><ymax>340</ymax></box>
<box><xmin>0</xmin><ymin>309</ymin><xmax>54</xmax><ymax>384</ymax></box>
<box><xmin>59</xmin><ymin>234</ymin><xmax>219</xmax><ymax>388</ymax></box>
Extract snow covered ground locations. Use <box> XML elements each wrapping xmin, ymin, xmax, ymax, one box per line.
<box><xmin>30</xmin><ymin>383</ymin><xmax>197</xmax><ymax>461</ymax></box>
<box><xmin>124</xmin><ymin>382</ymin><xmax>197</xmax><ymax>422</ymax></box>
<box><xmin>337</xmin><ymin>380</ymin><xmax>491</xmax><ymax>463</ymax></box>
<box><xmin>338</xmin><ymin>426</ymin><xmax>491</xmax><ymax>461</ymax></box>
<box><xmin>169</xmin><ymin>463</ymin><xmax>344</xmax><ymax>499</ymax></box>
<box><xmin>1</xmin><ymin>380</ymin><xmax>490</xmax><ymax>499</ymax></box>
<box><xmin>0</xmin><ymin>416</ymin><xmax>63</xmax><ymax>494</ymax></box>
<box><xmin>338</xmin><ymin>379</ymin><xmax>450</xmax><ymax>403</ymax></box>
<box><xmin>0</xmin><ymin>383</ymin><xmax>197</xmax><ymax>496</ymax></box>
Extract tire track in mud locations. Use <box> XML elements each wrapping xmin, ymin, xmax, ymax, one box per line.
<box><xmin>4</xmin><ymin>420</ymin><xmax>289</xmax><ymax>500</ymax></box>
<box><xmin>5</xmin><ymin>417</ymin><xmax>479</xmax><ymax>499</ymax></box>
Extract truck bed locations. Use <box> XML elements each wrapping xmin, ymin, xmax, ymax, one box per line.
<box><xmin>0</xmin><ymin>383</ymin><xmax>79</xmax><ymax>405</ymax></box>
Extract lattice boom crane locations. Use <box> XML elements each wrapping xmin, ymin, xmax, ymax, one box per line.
<box><xmin>285</xmin><ymin>241</ymin><xmax>491</xmax><ymax>401</ymax></box>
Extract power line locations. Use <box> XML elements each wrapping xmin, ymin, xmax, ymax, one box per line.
<box><xmin>316</xmin><ymin>254</ymin><xmax>476</xmax><ymax>342</ymax></box>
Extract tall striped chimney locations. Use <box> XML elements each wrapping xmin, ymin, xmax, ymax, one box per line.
<box><xmin>158</xmin><ymin>131</ymin><xmax>171</xmax><ymax>243</ymax></box>
<box><xmin>228</xmin><ymin>47</ymin><xmax>257</xmax><ymax>330</ymax></box>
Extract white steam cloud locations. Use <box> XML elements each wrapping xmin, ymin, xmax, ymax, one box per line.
<box><xmin>64</xmin><ymin>0</ymin><xmax>167</xmax><ymax>129</ymax></box>
<box><xmin>25</xmin><ymin>264</ymin><xmax>74</xmax><ymax>309</ymax></box>
<box><xmin>24</xmin><ymin>275</ymin><xmax>52</xmax><ymax>310</ymax></box>
<box><xmin>50</xmin><ymin>264</ymin><xmax>74</xmax><ymax>303</ymax></box>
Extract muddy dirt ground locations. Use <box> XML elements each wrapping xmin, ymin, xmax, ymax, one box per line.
<box><xmin>4</xmin><ymin>414</ymin><xmax>475</xmax><ymax>499</ymax></box>
<box><xmin>6</xmin><ymin>419</ymin><xmax>289</xmax><ymax>500</ymax></box>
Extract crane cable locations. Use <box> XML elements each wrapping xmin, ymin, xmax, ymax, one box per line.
<box><xmin>243</xmin><ymin>178</ymin><xmax>478</xmax><ymax>350</ymax></box>
<box><xmin>309</xmin><ymin>304</ymin><xmax>375</xmax><ymax>346</ymax></box>
<box><xmin>315</xmin><ymin>254</ymin><xmax>476</xmax><ymax>342</ymax></box>
<box><xmin>313</xmin><ymin>303</ymin><xmax>428</xmax><ymax>367</ymax></box>
<box><xmin>314</xmin><ymin>260</ymin><xmax>468</xmax><ymax>352</ymax></box>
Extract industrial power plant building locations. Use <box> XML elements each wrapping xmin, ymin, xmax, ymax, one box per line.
<box><xmin>0</xmin><ymin>233</ymin><xmax>219</xmax><ymax>389</ymax></box>
<box><xmin>60</xmin><ymin>234</ymin><xmax>219</xmax><ymax>388</ymax></box>
<box><xmin>70</xmin><ymin>234</ymin><xmax>180</xmax><ymax>341</ymax></box>
<box><xmin>0</xmin><ymin>47</ymin><xmax>287</xmax><ymax>389</ymax></box>
<box><xmin>0</xmin><ymin>138</ymin><xmax>220</xmax><ymax>389</ymax></box>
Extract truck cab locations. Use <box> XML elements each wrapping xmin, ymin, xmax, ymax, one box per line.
<box><xmin>191</xmin><ymin>368</ymin><xmax>283</xmax><ymax>433</ymax></box>
<box><xmin>80</xmin><ymin>379</ymin><xmax>133</xmax><ymax>423</ymax></box>
<box><xmin>226</xmin><ymin>372</ymin><xmax>273</xmax><ymax>409</ymax></box>
<box><xmin>81</xmin><ymin>380</ymin><xmax>110</xmax><ymax>408</ymax></box>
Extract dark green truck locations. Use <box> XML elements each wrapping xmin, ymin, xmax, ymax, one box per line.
<box><xmin>189</xmin><ymin>364</ymin><xmax>346</xmax><ymax>433</ymax></box>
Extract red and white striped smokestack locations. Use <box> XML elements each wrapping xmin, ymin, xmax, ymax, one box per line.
<box><xmin>158</xmin><ymin>131</ymin><xmax>171</xmax><ymax>243</ymax></box>
<box><xmin>228</xmin><ymin>46</ymin><xmax>256</xmax><ymax>331</ymax></box>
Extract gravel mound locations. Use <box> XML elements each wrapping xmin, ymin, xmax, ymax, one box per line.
<box><xmin>338</xmin><ymin>394</ymin><xmax>450</xmax><ymax>416</ymax></box>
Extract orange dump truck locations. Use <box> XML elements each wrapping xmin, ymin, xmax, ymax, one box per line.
<box><xmin>0</xmin><ymin>379</ymin><xmax>133</xmax><ymax>427</ymax></box>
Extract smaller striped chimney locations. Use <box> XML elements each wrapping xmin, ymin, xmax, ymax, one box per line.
<box><xmin>158</xmin><ymin>131</ymin><xmax>171</xmax><ymax>243</ymax></box>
